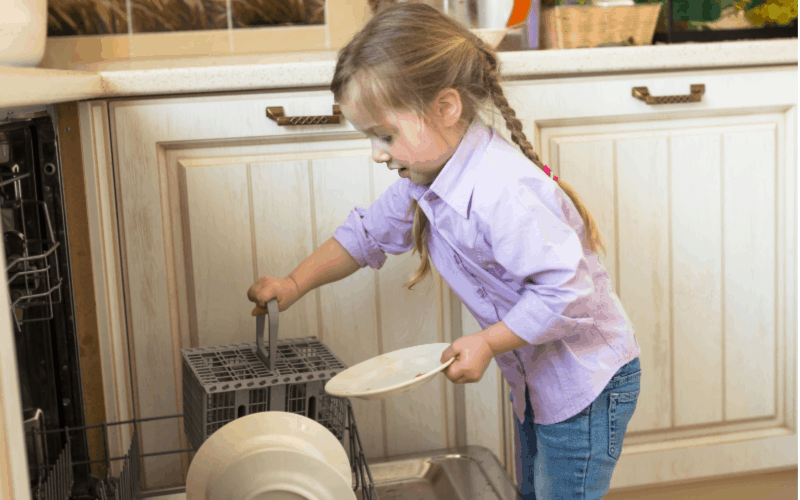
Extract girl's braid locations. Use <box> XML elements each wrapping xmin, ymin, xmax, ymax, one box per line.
<box><xmin>476</xmin><ymin>42</ymin><xmax>605</xmax><ymax>253</ymax></box>
<box><xmin>477</xmin><ymin>45</ymin><xmax>550</xmax><ymax>175</ymax></box>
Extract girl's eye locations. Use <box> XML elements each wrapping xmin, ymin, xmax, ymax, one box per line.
<box><xmin>380</xmin><ymin>135</ymin><xmax>394</xmax><ymax>144</ymax></box>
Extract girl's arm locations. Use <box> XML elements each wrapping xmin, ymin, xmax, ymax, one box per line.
<box><xmin>478</xmin><ymin>321</ymin><xmax>528</xmax><ymax>355</ymax></box>
<box><xmin>288</xmin><ymin>237</ymin><xmax>361</xmax><ymax>300</ymax></box>
<box><xmin>250</xmin><ymin>179</ymin><xmax>413</xmax><ymax>314</ymax></box>
<box><xmin>249</xmin><ymin>237</ymin><xmax>360</xmax><ymax>315</ymax></box>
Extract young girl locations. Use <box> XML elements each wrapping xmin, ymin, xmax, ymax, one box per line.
<box><xmin>248</xmin><ymin>3</ymin><xmax>641</xmax><ymax>498</ymax></box>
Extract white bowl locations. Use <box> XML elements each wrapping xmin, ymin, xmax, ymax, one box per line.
<box><xmin>0</xmin><ymin>0</ymin><xmax>48</xmax><ymax>67</ymax></box>
<box><xmin>207</xmin><ymin>448</ymin><xmax>357</xmax><ymax>500</ymax></box>
<box><xmin>186</xmin><ymin>412</ymin><xmax>351</xmax><ymax>500</ymax></box>
<box><xmin>324</xmin><ymin>343</ymin><xmax>454</xmax><ymax>400</ymax></box>
<box><xmin>472</xmin><ymin>28</ymin><xmax>509</xmax><ymax>48</ymax></box>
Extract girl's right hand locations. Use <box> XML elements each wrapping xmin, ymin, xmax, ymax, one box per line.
<box><xmin>247</xmin><ymin>276</ymin><xmax>301</xmax><ymax>316</ymax></box>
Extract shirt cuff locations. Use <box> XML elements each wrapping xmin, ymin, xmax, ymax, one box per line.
<box><xmin>332</xmin><ymin>207</ymin><xmax>388</xmax><ymax>270</ymax></box>
<box><xmin>503</xmin><ymin>288</ymin><xmax>598</xmax><ymax>346</ymax></box>
<box><xmin>501</xmin><ymin>292</ymin><xmax>562</xmax><ymax>345</ymax></box>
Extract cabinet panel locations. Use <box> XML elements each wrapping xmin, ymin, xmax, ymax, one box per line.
<box><xmin>670</xmin><ymin>134</ymin><xmax>723</xmax><ymax>428</ymax></box>
<box><xmin>250</xmin><ymin>161</ymin><xmax>320</xmax><ymax>341</ymax></box>
<box><xmin>184</xmin><ymin>164</ymin><xmax>255</xmax><ymax>347</ymax></box>
<box><xmin>557</xmin><ymin>140</ymin><xmax>617</xmax><ymax>292</ymax></box>
<box><xmin>723</xmin><ymin>127</ymin><xmax>777</xmax><ymax>422</ymax></box>
<box><xmin>616</xmin><ymin>136</ymin><xmax>673</xmax><ymax>433</ymax></box>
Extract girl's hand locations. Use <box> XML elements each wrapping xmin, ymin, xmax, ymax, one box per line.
<box><xmin>247</xmin><ymin>276</ymin><xmax>301</xmax><ymax>316</ymax></box>
<box><xmin>440</xmin><ymin>333</ymin><xmax>495</xmax><ymax>384</ymax></box>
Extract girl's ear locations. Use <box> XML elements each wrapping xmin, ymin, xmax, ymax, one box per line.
<box><xmin>432</xmin><ymin>88</ymin><xmax>463</xmax><ymax>129</ymax></box>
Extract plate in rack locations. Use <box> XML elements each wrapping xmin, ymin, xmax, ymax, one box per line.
<box><xmin>185</xmin><ymin>411</ymin><xmax>351</xmax><ymax>500</ymax></box>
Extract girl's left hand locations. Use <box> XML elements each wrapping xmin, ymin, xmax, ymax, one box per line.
<box><xmin>440</xmin><ymin>333</ymin><xmax>495</xmax><ymax>384</ymax></box>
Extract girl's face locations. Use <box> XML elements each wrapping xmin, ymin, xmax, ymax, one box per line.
<box><xmin>340</xmin><ymin>89</ymin><xmax>465</xmax><ymax>186</ymax></box>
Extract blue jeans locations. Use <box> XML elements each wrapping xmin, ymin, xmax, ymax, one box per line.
<box><xmin>514</xmin><ymin>357</ymin><xmax>641</xmax><ymax>500</ymax></box>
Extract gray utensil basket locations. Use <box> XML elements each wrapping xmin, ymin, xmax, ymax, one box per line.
<box><xmin>180</xmin><ymin>299</ymin><xmax>350</xmax><ymax>450</ymax></box>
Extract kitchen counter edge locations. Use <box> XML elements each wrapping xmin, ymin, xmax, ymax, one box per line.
<box><xmin>1</xmin><ymin>38</ymin><xmax>796</xmax><ymax>109</ymax></box>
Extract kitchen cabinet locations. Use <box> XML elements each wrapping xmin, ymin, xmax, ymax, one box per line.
<box><xmin>501</xmin><ymin>65</ymin><xmax>798</xmax><ymax>488</ymax></box>
<box><xmin>77</xmin><ymin>64</ymin><xmax>796</xmax><ymax>492</ymax></box>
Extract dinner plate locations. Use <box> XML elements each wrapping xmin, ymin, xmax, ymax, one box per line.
<box><xmin>185</xmin><ymin>412</ymin><xmax>351</xmax><ymax>500</ymax></box>
<box><xmin>206</xmin><ymin>448</ymin><xmax>357</xmax><ymax>500</ymax></box>
<box><xmin>324</xmin><ymin>343</ymin><xmax>455</xmax><ymax>400</ymax></box>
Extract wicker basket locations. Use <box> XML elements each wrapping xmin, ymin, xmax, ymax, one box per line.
<box><xmin>540</xmin><ymin>4</ymin><xmax>662</xmax><ymax>49</ymax></box>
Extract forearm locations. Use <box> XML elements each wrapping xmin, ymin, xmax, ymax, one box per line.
<box><xmin>287</xmin><ymin>237</ymin><xmax>361</xmax><ymax>299</ymax></box>
<box><xmin>478</xmin><ymin>321</ymin><xmax>529</xmax><ymax>356</ymax></box>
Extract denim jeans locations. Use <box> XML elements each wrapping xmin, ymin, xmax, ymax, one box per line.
<box><xmin>514</xmin><ymin>357</ymin><xmax>641</xmax><ymax>500</ymax></box>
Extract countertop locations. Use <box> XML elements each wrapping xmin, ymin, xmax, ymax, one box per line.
<box><xmin>1</xmin><ymin>38</ymin><xmax>796</xmax><ymax>109</ymax></box>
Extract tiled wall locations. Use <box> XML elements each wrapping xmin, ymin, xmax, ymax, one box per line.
<box><xmin>47</xmin><ymin>0</ymin><xmax>325</xmax><ymax>36</ymax></box>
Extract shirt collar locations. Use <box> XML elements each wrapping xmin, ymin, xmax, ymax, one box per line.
<box><xmin>411</xmin><ymin>118</ymin><xmax>492</xmax><ymax>219</ymax></box>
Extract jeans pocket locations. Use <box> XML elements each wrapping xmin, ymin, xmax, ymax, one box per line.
<box><xmin>608</xmin><ymin>390</ymin><xmax>639</xmax><ymax>460</ymax></box>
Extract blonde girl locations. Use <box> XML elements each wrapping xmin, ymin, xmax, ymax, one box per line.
<box><xmin>248</xmin><ymin>3</ymin><xmax>641</xmax><ymax>498</ymax></box>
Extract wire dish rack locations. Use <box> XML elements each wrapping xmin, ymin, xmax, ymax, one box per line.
<box><xmin>1</xmin><ymin>170</ymin><xmax>64</xmax><ymax>332</ymax></box>
<box><xmin>25</xmin><ymin>399</ymin><xmax>377</xmax><ymax>500</ymax></box>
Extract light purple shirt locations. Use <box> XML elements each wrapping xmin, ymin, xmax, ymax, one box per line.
<box><xmin>333</xmin><ymin>119</ymin><xmax>640</xmax><ymax>424</ymax></box>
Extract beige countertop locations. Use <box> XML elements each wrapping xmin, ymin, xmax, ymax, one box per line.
<box><xmin>1</xmin><ymin>38</ymin><xmax>796</xmax><ymax>109</ymax></box>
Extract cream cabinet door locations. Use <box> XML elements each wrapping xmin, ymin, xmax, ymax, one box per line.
<box><xmin>483</xmin><ymin>66</ymin><xmax>797</xmax><ymax>488</ymax></box>
<box><xmin>79</xmin><ymin>92</ymin><xmax>462</xmax><ymax>491</ymax></box>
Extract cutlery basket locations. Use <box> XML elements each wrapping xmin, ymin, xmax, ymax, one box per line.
<box><xmin>180</xmin><ymin>299</ymin><xmax>349</xmax><ymax>450</ymax></box>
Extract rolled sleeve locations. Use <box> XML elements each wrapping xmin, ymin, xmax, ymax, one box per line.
<box><xmin>332</xmin><ymin>178</ymin><xmax>415</xmax><ymax>270</ymax></box>
<box><xmin>488</xmin><ymin>182</ymin><xmax>594</xmax><ymax>344</ymax></box>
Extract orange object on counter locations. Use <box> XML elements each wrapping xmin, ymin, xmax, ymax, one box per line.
<box><xmin>508</xmin><ymin>0</ymin><xmax>533</xmax><ymax>27</ymax></box>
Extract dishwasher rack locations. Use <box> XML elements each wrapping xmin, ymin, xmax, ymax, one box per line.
<box><xmin>26</xmin><ymin>400</ymin><xmax>378</xmax><ymax>500</ymax></box>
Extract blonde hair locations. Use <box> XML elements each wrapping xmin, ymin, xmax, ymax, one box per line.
<box><xmin>331</xmin><ymin>2</ymin><xmax>605</xmax><ymax>290</ymax></box>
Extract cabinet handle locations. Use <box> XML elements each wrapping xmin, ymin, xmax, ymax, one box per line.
<box><xmin>632</xmin><ymin>84</ymin><xmax>705</xmax><ymax>105</ymax></box>
<box><xmin>266</xmin><ymin>105</ymin><xmax>343</xmax><ymax>125</ymax></box>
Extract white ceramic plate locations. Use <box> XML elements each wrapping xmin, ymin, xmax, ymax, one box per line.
<box><xmin>324</xmin><ymin>343</ymin><xmax>455</xmax><ymax>400</ymax></box>
<box><xmin>207</xmin><ymin>448</ymin><xmax>356</xmax><ymax>500</ymax></box>
<box><xmin>186</xmin><ymin>412</ymin><xmax>351</xmax><ymax>500</ymax></box>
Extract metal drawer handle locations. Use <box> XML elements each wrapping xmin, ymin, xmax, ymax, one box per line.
<box><xmin>632</xmin><ymin>84</ymin><xmax>705</xmax><ymax>105</ymax></box>
<box><xmin>266</xmin><ymin>105</ymin><xmax>343</xmax><ymax>125</ymax></box>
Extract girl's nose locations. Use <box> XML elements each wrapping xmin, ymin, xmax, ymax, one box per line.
<box><xmin>372</xmin><ymin>141</ymin><xmax>391</xmax><ymax>164</ymax></box>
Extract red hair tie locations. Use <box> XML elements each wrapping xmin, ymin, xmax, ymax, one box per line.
<box><xmin>542</xmin><ymin>165</ymin><xmax>559</xmax><ymax>182</ymax></box>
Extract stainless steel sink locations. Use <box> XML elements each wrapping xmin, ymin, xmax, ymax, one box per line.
<box><xmin>356</xmin><ymin>445</ymin><xmax>523</xmax><ymax>500</ymax></box>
